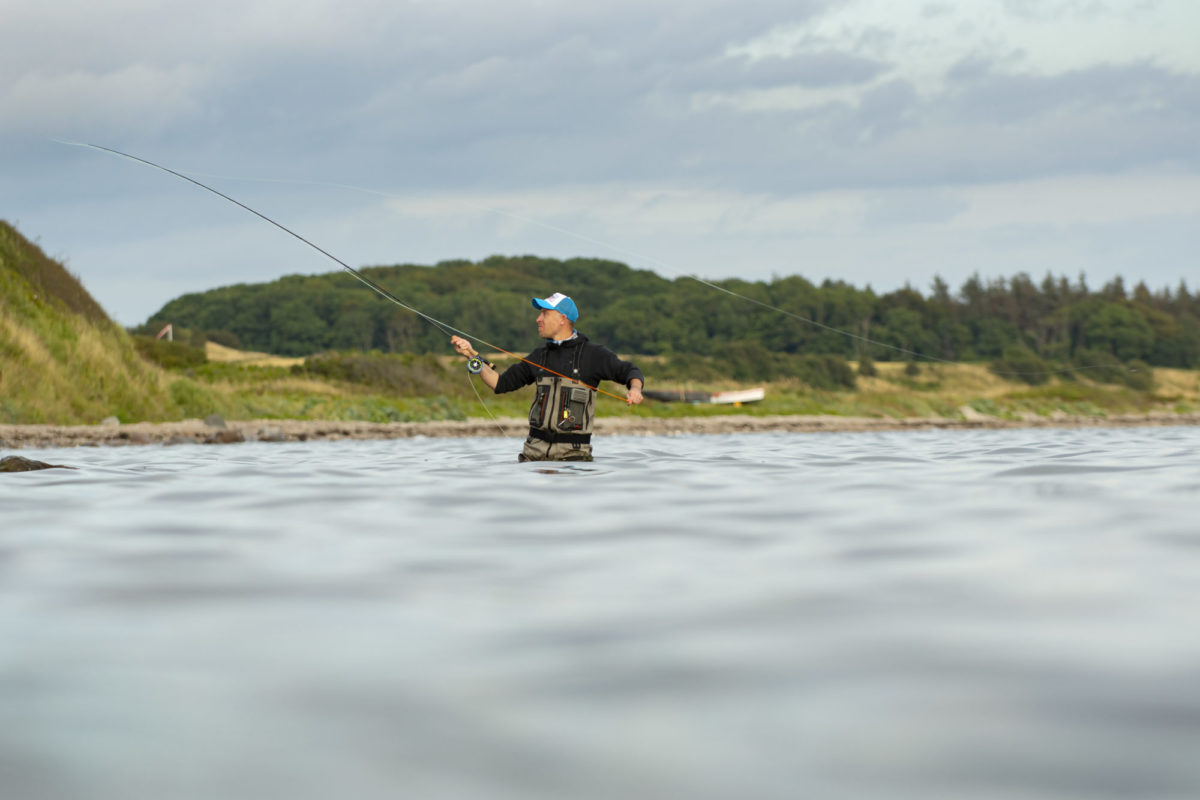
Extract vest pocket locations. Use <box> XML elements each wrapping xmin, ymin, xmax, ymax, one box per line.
<box><xmin>557</xmin><ymin>386</ymin><xmax>591</xmax><ymax>432</ymax></box>
<box><xmin>529</xmin><ymin>382</ymin><xmax>552</xmax><ymax>427</ymax></box>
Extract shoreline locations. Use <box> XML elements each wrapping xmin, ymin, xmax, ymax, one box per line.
<box><xmin>2</xmin><ymin>411</ymin><xmax>1199</xmax><ymax>449</ymax></box>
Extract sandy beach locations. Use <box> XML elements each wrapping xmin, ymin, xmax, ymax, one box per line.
<box><xmin>2</xmin><ymin>411</ymin><xmax>1199</xmax><ymax>449</ymax></box>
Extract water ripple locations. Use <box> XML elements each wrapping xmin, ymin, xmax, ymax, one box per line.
<box><xmin>3</xmin><ymin>425</ymin><xmax>1200</xmax><ymax>800</ymax></box>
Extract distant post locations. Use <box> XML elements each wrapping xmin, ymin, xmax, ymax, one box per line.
<box><xmin>156</xmin><ymin>323</ymin><xmax>173</xmax><ymax>342</ymax></box>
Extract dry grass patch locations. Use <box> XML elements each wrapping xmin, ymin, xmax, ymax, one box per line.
<box><xmin>205</xmin><ymin>341</ymin><xmax>304</xmax><ymax>367</ymax></box>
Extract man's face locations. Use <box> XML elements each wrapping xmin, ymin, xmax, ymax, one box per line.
<box><xmin>536</xmin><ymin>308</ymin><xmax>571</xmax><ymax>339</ymax></box>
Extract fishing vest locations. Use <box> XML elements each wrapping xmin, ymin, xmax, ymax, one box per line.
<box><xmin>527</xmin><ymin>343</ymin><xmax>595</xmax><ymax>442</ymax></box>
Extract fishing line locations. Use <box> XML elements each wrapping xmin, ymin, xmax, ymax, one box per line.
<box><xmin>161</xmin><ymin>166</ymin><xmax>1123</xmax><ymax>380</ymax></box>
<box><xmin>465</xmin><ymin>371</ymin><xmax>509</xmax><ymax>436</ymax></box>
<box><xmin>58</xmin><ymin>140</ymin><xmax>631</xmax><ymax>403</ymax></box>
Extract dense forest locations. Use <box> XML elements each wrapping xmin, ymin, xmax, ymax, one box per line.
<box><xmin>138</xmin><ymin>255</ymin><xmax>1200</xmax><ymax>376</ymax></box>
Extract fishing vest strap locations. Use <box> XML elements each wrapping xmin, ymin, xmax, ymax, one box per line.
<box><xmin>527</xmin><ymin>427</ymin><xmax>592</xmax><ymax>445</ymax></box>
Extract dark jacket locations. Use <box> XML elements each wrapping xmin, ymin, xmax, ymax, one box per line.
<box><xmin>493</xmin><ymin>333</ymin><xmax>644</xmax><ymax>395</ymax></box>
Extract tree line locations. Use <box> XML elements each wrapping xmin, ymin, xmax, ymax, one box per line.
<box><xmin>136</xmin><ymin>255</ymin><xmax>1200</xmax><ymax>374</ymax></box>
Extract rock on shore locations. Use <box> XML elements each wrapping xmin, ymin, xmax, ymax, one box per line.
<box><xmin>0</xmin><ymin>412</ymin><xmax>1197</xmax><ymax>449</ymax></box>
<box><xmin>1</xmin><ymin>455</ymin><xmax>73</xmax><ymax>472</ymax></box>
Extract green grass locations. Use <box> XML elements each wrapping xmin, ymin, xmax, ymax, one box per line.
<box><xmin>4</xmin><ymin>219</ymin><xmax>1198</xmax><ymax>427</ymax></box>
<box><xmin>133</xmin><ymin>358</ymin><xmax>1200</xmax><ymax>425</ymax></box>
<box><xmin>1</xmin><ymin>257</ymin><xmax>180</xmax><ymax>424</ymax></box>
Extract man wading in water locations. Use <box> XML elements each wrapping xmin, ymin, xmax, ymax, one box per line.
<box><xmin>451</xmin><ymin>293</ymin><xmax>645</xmax><ymax>462</ymax></box>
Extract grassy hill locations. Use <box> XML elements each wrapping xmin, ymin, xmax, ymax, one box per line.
<box><xmin>0</xmin><ymin>221</ymin><xmax>475</xmax><ymax>425</ymax></box>
<box><xmin>0</xmin><ymin>221</ymin><xmax>186</xmax><ymax>424</ymax></box>
<box><xmin>2</xmin><ymin>220</ymin><xmax>1197</xmax><ymax>428</ymax></box>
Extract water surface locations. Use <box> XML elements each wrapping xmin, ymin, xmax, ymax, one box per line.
<box><xmin>3</xmin><ymin>427</ymin><xmax>1199</xmax><ymax>799</ymax></box>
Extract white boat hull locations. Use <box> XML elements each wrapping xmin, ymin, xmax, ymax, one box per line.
<box><xmin>708</xmin><ymin>388</ymin><xmax>766</xmax><ymax>405</ymax></box>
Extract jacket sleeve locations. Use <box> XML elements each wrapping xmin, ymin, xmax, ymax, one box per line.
<box><xmin>493</xmin><ymin>352</ymin><xmax>537</xmax><ymax>394</ymax></box>
<box><xmin>593</xmin><ymin>345</ymin><xmax>644</xmax><ymax>389</ymax></box>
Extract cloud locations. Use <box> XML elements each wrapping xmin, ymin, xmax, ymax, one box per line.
<box><xmin>10</xmin><ymin>0</ymin><xmax>1194</xmax><ymax>194</ymax></box>
<box><xmin>863</xmin><ymin>188</ymin><xmax>969</xmax><ymax>228</ymax></box>
<box><xmin>0</xmin><ymin>64</ymin><xmax>207</xmax><ymax>138</ymax></box>
<box><xmin>2</xmin><ymin>0</ymin><xmax>1198</xmax><ymax>325</ymax></box>
<box><xmin>673</xmin><ymin>51</ymin><xmax>888</xmax><ymax>93</ymax></box>
<box><xmin>662</xmin><ymin>57</ymin><xmax>1200</xmax><ymax>195</ymax></box>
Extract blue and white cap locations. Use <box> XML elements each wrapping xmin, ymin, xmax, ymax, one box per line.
<box><xmin>531</xmin><ymin>292</ymin><xmax>579</xmax><ymax>322</ymax></box>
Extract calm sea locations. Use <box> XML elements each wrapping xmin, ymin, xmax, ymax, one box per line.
<box><xmin>2</xmin><ymin>426</ymin><xmax>1199</xmax><ymax>800</ymax></box>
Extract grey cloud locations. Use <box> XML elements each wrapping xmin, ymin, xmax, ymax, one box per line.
<box><xmin>655</xmin><ymin>59</ymin><xmax>1200</xmax><ymax>194</ymax></box>
<box><xmin>921</xmin><ymin>3</ymin><xmax>955</xmax><ymax>18</ymax></box>
<box><xmin>854</xmin><ymin>79</ymin><xmax>922</xmax><ymax>136</ymax></box>
<box><xmin>863</xmin><ymin>188</ymin><xmax>969</xmax><ymax>228</ymax></box>
<box><xmin>2</xmin><ymin>0</ymin><xmax>847</xmax><ymax>231</ymax></box>
<box><xmin>11</xmin><ymin>5</ymin><xmax>1198</xmax><ymax>201</ymax></box>
<box><xmin>320</xmin><ymin>7</ymin><xmax>1189</xmax><ymax>194</ymax></box>
<box><xmin>1001</xmin><ymin>0</ymin><xmax>1117</xmax><ymax>22</ymax></box>
<box><xmin>671</xmin><ymin>51</ymin><xmax>890</xmax><ymax>93</ymax></box>
<box><xmin>144</xmin><ymin>2</ymin><xmax>829</xmax><ymax>168</ymax></box>
<box><xmin>944</xmin><ymin>60</ymin><xmax>1196</xmax><ymax>123</ymax></box>
<box><xmin>4</xmin><ymin>0</ymin><xmax>1198</xmax><ymax>329</ymax></box>
<box><xmin>380</xmin><ymin>56</ymin><xmax>1193</xmax><ymax>197</ymax></box>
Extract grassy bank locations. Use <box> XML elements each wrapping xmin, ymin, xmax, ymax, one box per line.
<box><xmin>171</xmin><ymin>344</ymin><xmax>1200</xmax><ymax>425</ymax></box>
<box><xmin>4</xmin><ymin>219</ymin><xmax>1198</xmax><ymax>427</ymax></box>
<box><xmin>1</xmin><ymin>222</ymin><xmax>178</xmax><ymax>424</ymax></box>
<box><xmin>611</xmin><ymin>361</ymin><xmax>1200</xmax><ymax>422</ymax></box>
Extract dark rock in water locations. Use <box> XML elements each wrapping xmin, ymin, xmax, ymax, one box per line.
<box><xmin>1</xmin><ymin>455</ymin><xmax>73</xmax><ymax>472</ymax></box>
<box><xmin>203</xmin><ymin>430</ymin><xmax>245</xmax><ymax>445</ymax></box>
<box><xmin>204</xmin><ymin>414</ymin><xmax>227</xmax><ymax>428</ymax></box>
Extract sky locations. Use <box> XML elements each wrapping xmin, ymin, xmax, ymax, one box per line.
<box><xmin>2</xmin><ymin>0</ymin><xmax>1198</xmax><ymax>326</ymax></box>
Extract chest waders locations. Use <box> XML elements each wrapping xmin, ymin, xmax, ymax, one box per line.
<box><xmin>520</xmin><ymin>344</ymin><xmax>596</xmax><ymax>462</ymax></box>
